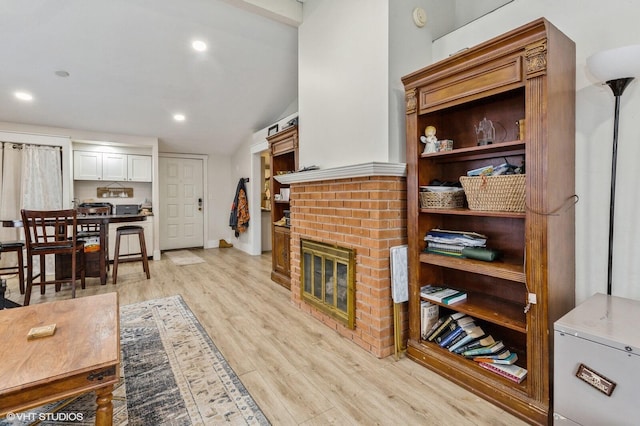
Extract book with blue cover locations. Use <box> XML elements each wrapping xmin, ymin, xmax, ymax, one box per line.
<box><xmin>435</xmin><ymin>316</ymin><xmax>474</xmax><ymax>347</ymax></box>
<box><xmin>420</xmin><ymin>285</ymin><xmax>467</xmax><ymax>305</ymax></box>
<box><xmin>425</xmin><ymin>312</ymin><xmax>466</xmax><ymax>342</ymax></box>
<box><xmin>447</xmin><ymin>325</ymin><xmax>485</xmax><ymax>352</ymax></box>
<box><xmin>463</xmin><ymin>341</ymin><xmax>505</xmax><ymax>357</ymax></box>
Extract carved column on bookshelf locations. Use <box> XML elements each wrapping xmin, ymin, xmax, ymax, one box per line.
<box><xmin>525</xmin><ymin>39</ymin><xmax>548</xmax><ymax>77</ymax></box>
<box><xmin>406</xmin><ymin>88</ymin><xmax>417</xmax><ymax>114</ymax></box>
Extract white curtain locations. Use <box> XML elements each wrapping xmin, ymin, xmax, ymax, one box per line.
<box><xmin>21</xmin><ymin>144</ymin><xmax>63</xmax><ymax>210</ymax></box>
<box><xmin>0</xmin><ymin>143</ymin><xmax>63</xmax><ymax>273</ymax></box>
<box><xmin>0</xmin><ymin>143</ymin><xmax>23</xmax><ymax>269</ymax></box>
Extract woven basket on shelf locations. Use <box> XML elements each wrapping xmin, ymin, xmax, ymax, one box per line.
<box><xmin>419</xmin><ymin>190</ymin><xmax>465</xmax><ymax>209</ymax></box>
<box><xmin>459</xmin><ymin>174</ymin><xmax>526</xmax><ymax>212</ymax></box>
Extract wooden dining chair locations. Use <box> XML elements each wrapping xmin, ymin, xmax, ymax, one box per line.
<box><xmin>77</xmin><ymin>206</ymin><xmax>111</xmax><ymax>270</ymax></box>
<box><xmin>0</xmin><ymin>241</ymin><xmax>25</xmax><ymax>294</ymax></box>
<box><xmin>21</xmin><ymin>209</ymin><xmax>86</xmax><ymax>306</ymax></box>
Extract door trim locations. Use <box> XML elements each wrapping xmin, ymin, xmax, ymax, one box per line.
<box><xmin>158</xmin><ymin>153</ymin><xmax>209</xmax><ymax>249</ymax></box>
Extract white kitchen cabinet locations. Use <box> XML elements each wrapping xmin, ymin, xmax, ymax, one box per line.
<box><xmin>127</xmin><ymin>154</ymin><xmax>152</xmax><ymax>182</ymax></box>
<box><xmin>108</xmin><ymin>217</ymin><xmax>154</xmax><ymax>259</ymax></box>
<box><xmin>74</xmin><ymin>151</ymin><xmax>152</xmax><ymax>182</ymax></box>
<box><xmin>73</xmin><ymin>151</ymin><xmax>103</xmax><ymax>180</ymax></box>
<box><xmin>102</xmin><ymin>153</ymin><xmax>127</xmax><ymax>181</ymax></box>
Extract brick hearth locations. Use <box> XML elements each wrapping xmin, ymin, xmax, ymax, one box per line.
<box><xmin>288</xmin><ymin>174</ymin><xmax>407</xmax><ymax>358</ymax></box>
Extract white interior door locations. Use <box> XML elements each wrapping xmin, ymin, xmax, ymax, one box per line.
<box><xmin>159</xmin><ymin>156</ymin><xmax>204</xmax><ymax>250</ymax></box>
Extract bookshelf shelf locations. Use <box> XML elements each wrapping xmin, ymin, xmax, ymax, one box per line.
<box><xmin>421</xmin><ymin>140</ymin><xmax>526</xmax><ymax>163</ymax></box>
<box><xmin>417</xmin><ymin>340</ymin><xmax>530</xmax><ymax>387</ymax></box>
<box><xmin>418</xmin><ymin>207</ymin><xmax>526</xmax><ymax>218</ymax></box>
<box><xmin>419</xmin><ymin>252</ymin><xmax>525</xmax><ymax>283</ymax></box>
<box><xmin>420</xmin><ymin>293</ymin><xmax>527</xmax><ymax>333</ymax></box>
<box><xmin>408</xmin><ymin>340</ymin><xmax>529</xmax><ymax>395</ymax></box>
<box><xmin>403</xmin><ymin>19</ymin><xmax>575</xmax><ymax>424</ymax></box>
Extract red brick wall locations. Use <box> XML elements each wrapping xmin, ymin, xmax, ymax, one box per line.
<box><xmin>289</xmin><ymin>176</ymin><xmax>407</xmax><ymax>358</ymax></box>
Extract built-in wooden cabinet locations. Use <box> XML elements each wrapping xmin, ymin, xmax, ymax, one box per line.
<box><xmin>272</xmin><ymin>226</ymin><xmax>291</xmax><ymax>278</ymax></box>
<box><xmin>402</xmin><ymin>19</ymin><xmax>575</xmax><ymax>424</ymax></box>
<box><xmin>267</xmin><ymin>125</ymin><xmax>298</xmax><ymax>289</ymax></box>
<box><xmin>74</xmin><ymin>151</ymin><xmax>152</xmax><ymax>182</ymax></box>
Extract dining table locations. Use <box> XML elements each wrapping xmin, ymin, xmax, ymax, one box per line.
<box><xmin>2</xmin><ymin>214</ymin><xmax>150</xmax><ymax>285</ymax></box>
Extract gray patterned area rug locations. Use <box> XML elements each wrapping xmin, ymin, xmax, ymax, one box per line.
<box><xmin>1</xmin><ymin>295</ymin><xmax>269</xmax><ymax>426</ymax></box>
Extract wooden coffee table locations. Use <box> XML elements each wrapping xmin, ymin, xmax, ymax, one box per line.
<box><xmin>0</xmin><ymin>293</ymin><xmax>120</xmax><ymax>425</ymax></box>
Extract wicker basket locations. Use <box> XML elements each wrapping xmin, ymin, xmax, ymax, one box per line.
<box><xmin>460</xmin><ymin>174</ymin><xmax>526</xmax><ymax>212</ymax></box>
<box><xmin>419</xmin><ymin>189</ymin><xmax>465</xmax><ymax>209</ymax></box>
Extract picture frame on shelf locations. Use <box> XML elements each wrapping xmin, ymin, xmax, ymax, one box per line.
<box><xmin>268</xmin><ymin>124</ymin><xmax>279</xmax><ymax>136</ymax></box>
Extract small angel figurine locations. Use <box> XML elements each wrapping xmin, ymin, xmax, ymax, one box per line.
<box><xmin>421</xmin><ymin>125</ymin><xmax>438</xmax><ymax>154</ymax></box>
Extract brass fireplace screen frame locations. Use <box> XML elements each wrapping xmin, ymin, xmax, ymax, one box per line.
<box><xmin>300</xmin><ymin>239</ymin><xmax>355</xmax><ymax>329</ymax></box>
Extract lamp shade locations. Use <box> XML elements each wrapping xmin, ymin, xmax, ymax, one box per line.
<box><xmin>587</xmin><ymin>44</ymin><xmax>640</xmax><ymax>82</ymax></box>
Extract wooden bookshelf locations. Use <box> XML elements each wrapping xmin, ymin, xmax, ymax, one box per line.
<box><xmin>267</xmin><ymin>125</ymin><xmax>298</xmax><ymax>289</ymax></box>
<box><xmin>402</xmin><ymin>18</ymin><xmax>575</xmax><ymax>424</ymax></box>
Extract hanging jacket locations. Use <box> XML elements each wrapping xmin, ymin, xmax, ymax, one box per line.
<box><xmin>229</xmin><ymin>178</ymin><xmax>250</xmax><ymax>237</ymax></box>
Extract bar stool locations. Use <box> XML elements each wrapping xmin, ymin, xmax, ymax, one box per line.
<box><xmin>112</xmin><ymin>226</ymin><xmax>150</xmax><ymax>284</ymax></box>
<box><xmin>0</xmin><ymin>241</ymin><xmax>25</xmax><ymax>294</ymax></box>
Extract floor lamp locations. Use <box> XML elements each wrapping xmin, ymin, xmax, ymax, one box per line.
<box><xmin>587</xmin><ymin>44</ymin><xmax>640</xmax><ymax>295</ymax></box>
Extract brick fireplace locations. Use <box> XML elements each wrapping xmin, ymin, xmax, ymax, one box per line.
<box><xmin>277</xmin><ymin>162</ymin><xmax>407</xmax><ymax>358</ymax></box>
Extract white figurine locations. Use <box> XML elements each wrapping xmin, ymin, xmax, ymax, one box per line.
<box><xmin>422</xmin><ymin>125</ymin><xmax>438</xmax><ymax>154</ymax></box>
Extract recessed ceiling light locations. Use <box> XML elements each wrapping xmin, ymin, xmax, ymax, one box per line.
<box><xmin>192</xmin><ymin>40</ymin><xmax>207</xmax><ymax>52</ymax></box>
<box><xmin>55</xmin><ymin>70</ymin><xmax>70</xmax><ymax>77</ymax></box>
<box><xmin>173</xmin><ymin>114</ymin><xmax>186</xmax><ymax>122</ymax></box>
<box><xmin>14</xmin><ymin>91</ymin><xmax>33</xmax><ymax>101</ymax></box>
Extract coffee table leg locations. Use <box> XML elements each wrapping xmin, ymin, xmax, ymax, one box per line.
<box><xmin>95</xmin><ymin>384</ymin><xmax>114</xmax><ymax>426</ymax></box>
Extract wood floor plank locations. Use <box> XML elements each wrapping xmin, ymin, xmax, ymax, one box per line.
<box><xmin>2</xmin><ymin>248</ymin><xmax>527</xmax><ymax>425</ymax></box>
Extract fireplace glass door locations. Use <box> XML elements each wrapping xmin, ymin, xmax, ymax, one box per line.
<box><xmin>301</xmin><ymin>239</ymin><xmax>355</xmax><ymax>329</ymax></box>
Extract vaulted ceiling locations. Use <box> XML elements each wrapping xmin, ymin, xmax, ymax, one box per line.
<box><xmin>0</xmin><ymin>0</ymin><xmax>299</xmax><ymax>155</ymax></box>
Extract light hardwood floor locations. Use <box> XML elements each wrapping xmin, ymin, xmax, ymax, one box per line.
<box><xmin>3</xmin><ymin>248</ymin><xmax>528</xmax><ymax>425</ymax></box>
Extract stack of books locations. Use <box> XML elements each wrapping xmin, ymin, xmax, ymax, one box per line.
<box><xmin>424</xmin><ymin>229</ymin><xmax>487</xmax><ymax>257</ymax></box>
<box><xmin>451</xmin><ymin>334</ymin><xmax>495</xmax><ymax>355</ymax></box>
<box><xmin>420</xmin><ymin>285</ymin><xmax>467</xmax><ymax>305</ymax></box>
<box><xmin>463</xmin><ymin>341</ymin><xmax>519</xmax><ymax>365</ymax></box>
<box><xmin>422</xmin><ymin>310</ymin><xmax>529</xmax><ymax>384</ymax></box>
<box><xmin>423</xmin><ymin>312</ymin><xmax>478</xmax><ymax>348</ymax></box>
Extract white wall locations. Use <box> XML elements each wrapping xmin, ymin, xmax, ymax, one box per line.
<box><xmin>230</xmin><ymin>112</ymin><xmax>298</xmax><ymax>255</ymax></box>
<box><xmin>431</xmin><ymin>0</ymin><xmax>640</xmax><ymax>303</ymax></box>
<box><xmin>389</xmin><ymin>0</ymin><xmax>434</xmax><ymax>163</ymax></box>
<box><xmin>207</xmin><ymin>153</ymin><xmax>235</xmax><ymax>248</ymax></box>
<box><xmin>298</xmin><ymin>0</ymin><xmax>390</xmax><ymax>169</ymax></box>
<box><xmin>452</xmin><ymin>0</ymin><xmax>514</xmax><ymax>30</ymax></box>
